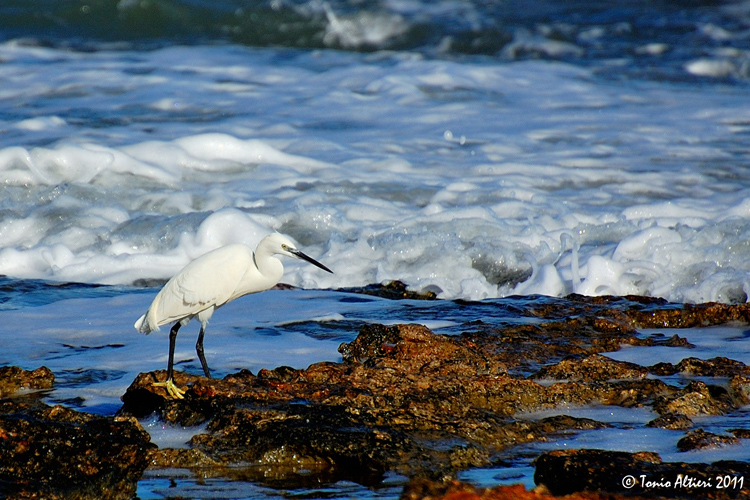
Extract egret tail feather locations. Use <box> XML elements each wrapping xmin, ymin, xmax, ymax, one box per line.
<box><xmin>134</xmin><ymin>313</ymin><xmax>160</xmax><ymax>334</ymax></box>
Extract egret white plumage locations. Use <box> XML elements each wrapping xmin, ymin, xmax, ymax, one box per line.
<box><xmin>134</xmin><ymin>233</ymin><xmax>333</xmax><ymax>399</ymax></box>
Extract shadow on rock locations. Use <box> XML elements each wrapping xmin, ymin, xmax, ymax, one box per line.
<box><xmin>534</xmin><ymin>449</ymin><xmax>750</xmax><ymax>499</ymax></box>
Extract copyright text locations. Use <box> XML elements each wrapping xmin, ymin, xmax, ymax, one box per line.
<box><xmin>622</xmin><ymin>473</ymin><xmax>744</xmax><ymax>491</ymax></box>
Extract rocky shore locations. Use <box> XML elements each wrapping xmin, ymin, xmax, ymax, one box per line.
<box><xmin>3</xmin><ymin>292</ymin><xmax>750</xmax><ymax>499</ymax></box>
<box><xmin>0</xmin><ymin>367</ymin><xmax>153</xmax><ymax>499</ymax></box>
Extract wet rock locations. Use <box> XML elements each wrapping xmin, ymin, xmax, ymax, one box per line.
<box><xmin>0</xmin><ymin>399</ymin><xmax>154</xmax><ymax>499</ymax></box>
<box><xmin>466</xmin><ymin>315</ymin><xmax>642</xmax><ymax>376</ymax></box>
<box><xmin>534</xmin><ymin>449</ymin><xmax>661</xmax><ymax>496</ymax></box>
<box><xmin>531</xmin><ymin>354</ymin><xmax>648</xmax><ymax>382</ymax></box>
<box><xmin>116</xmin><ymin>294</ymin><xmax>750</xmax><ymax>492</ymax></box>
<box><xmin>654</xmin><ymin>333</ymin><xmax>695</xmax><ymax>348</ymax></box>
<box><xmin>730</xmin><ymin>428</ymin><xmax>750</xmax><ymax>439</ymax></box>
<box><xmin>148</xmin><ymin>446</ymin><xmax>219</xmax><ymax>469</ymax></box>
<box><xmin>518</xmin><ymin>294</ymin><xmax>750</xmax><ymax>331</ymax></box>
<box><xmin>653</xmin><ymin>381</ymin><xmax>734</xmax><ymax>417</ymax></box>
<box><xmin>339</xmin><ymin>280</ymin><xmax>438</xmax><ymax>300</ymax></box>
<box><xmin>646</xmin><ymin>412</ymin><xmax>694</xmax><ymax>430</ymax></box>
<box><xmin>401</xmin><ymin>478</ymin><xmax>636</xmax><ymax>500</ymax></box>
<box><xmin>189</xmin><ymin>404</ymin><xmax>419</xmax><ymax>484</ymax></box>
<box><xmin>122</xmin><ymin>323</ymin><xmax>663</xmax><ymax>482</ymax></box>
<box><xmin>649</xmin><ymin>357</ymin><xmax>750</xmax><ymax>377</ymax></box>
<box><xmin>535</xmin><ymin>415</ymin><xmax>610</xmax><ymax>432</ymax></box>
<box><xmin>0</xmin><ymin>366</ymin><xmax>54</xmax><ymax>398</ymax></box>
<box><xmin>730</xmin><ymin>375</ymin><xmax>750</xmax><ymax>404</ymax></box>
<box><xmin>339</xmin><ymin>323</ymin><xmax>506</xmax><ymax>376</ymax></box>
<box><xmin>120</xmin><ymin>370</ymin><xmax>210</xmax><ymax>424</ymax></box>
<box><xmin>575</xmin><ymin>378</ymin><xmax>671</xmax><ymax>409</ymax></box>
<box><xmin>627</xmin><ymin>301</ymin><xmax>750</xmax><ymax>329</ymax></box>
<box><xmin>677</xmin><ymin>429</ymin><xmax>739</xmax><ymax>452</ymax></box>
<box><xmin>534</xmin><ymin>449</ymin><xmax>750</xmax><ymax>498</ymax></box>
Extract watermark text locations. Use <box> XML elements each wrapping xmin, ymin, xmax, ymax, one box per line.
<box><xmin>622</xmin><ymin>473</ymin><xmax>744</xmax><ymax>491</ymax></box>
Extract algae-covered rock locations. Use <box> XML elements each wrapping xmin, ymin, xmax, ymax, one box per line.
<box><xmin>0</xmin><ymin>365</ymin><xmax>54</xmax><ymax>398</ymax></box>
<box><xmin>0</xmin><ymin>397</ymin><xmax>154</xmax><ymax>499</ymax></box>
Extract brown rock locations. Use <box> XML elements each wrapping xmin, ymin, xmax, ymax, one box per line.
<box><xmin>730</xmin><ymin>429</ymin><xmax>750</xmax><ymax>439</ymax></box>
<box><xmin>677</xmin><ymin>429</ymin><xmax>739</xmax><ymax>452</ymax></box>
<box><xmin>647</xmin><ymin>412</ymin><xmax>694</xmax><ymax>430</ymax></box>
<box><xmin>401</xmin><ymin>478</ymin><xmax>642</xmax><ymax>500</ymax></box>
<box><xmin>626</xmin><ymin>301</ymin><xmax>750</xmax><ymax>329</ymax></box>
<box><xmin>148</xmin><ymin>447</ymin><xmax>220</xmax><ymax>469</ymax></box>
<box><xmin>0</xmin><ymin>399</ymin><xmax>154</xmax><ymax>499</ymax></box>
<box><xmin>531</xmin><ymin>354</ymin><xmax>648</xmax><ymax>382</ymax></box>
<box><xmin>339</xmin><ymin>280</ymin><xmax>438</xmax><ymax>300</ymax></box>
<box><xmin>653</xmin><ymin>381</ymin><xmax>734</xmax><ymax>417</ymax></box>
<box><xmin>650</xmin><ymin>357</ymin><xmax>750</xmax><ymax>378</ymax></box>
<box><xmin>0</xmin><ymin>366</ymin><xmax>54</xmax><ymax>398</ymax></box>
<box><xmin>114</xmin><ymin>294</ymin><xmax>750</xmax><ymax>492</ymax></box>
<box><xmin>534</xmin><ymin>449</ymin><xmax>659</xmax><ymax>496</ymax></box>
<box><xmin>121</xmin><ymin>323</ymin><xmax>657</xmax><ymax>481</ymax></box>
<box><xmin>189</xmin><ymin>404</ymin><xmax>418</xmax><ymax>484</ymax></box>
<box><xmin>730</xmin><ymin>375</ymin><xmax>750</xmax><ymax>404</ymax></box>
<box><xmin>534</xmin><ymin>449</ymin><xmax>750</xmax><ymax>498</ymax></box>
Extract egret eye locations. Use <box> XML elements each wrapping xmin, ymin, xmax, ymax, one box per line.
<box><xmin>281</xmin><ymin>244</ymin><xmax>289</xmax><ymax>251</ymax></box>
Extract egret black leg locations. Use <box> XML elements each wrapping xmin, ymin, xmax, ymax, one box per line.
<box><xmin>196</xmin><ymin>325</ymin><xmax>211</xmax><ymax>378</ymax></box>
<box><xmin>167</xmin><ymin>322</ymin><xmax>181</xmax><ymax>382</ymax></box>
<box><xmin>152</xmin><ymin>322</ymin><xmax>186</xmax><ymax>399</ymax></box>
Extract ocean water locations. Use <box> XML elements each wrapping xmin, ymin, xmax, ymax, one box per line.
<box><xmin>2</xmin><ymin>0</ymin><xmax>750</xmax><ymax>498</ymax></box>
<box><xmin>2</xmin><ymin>0</ymin><xmax>750</xmax><ymax>302</ymax></box>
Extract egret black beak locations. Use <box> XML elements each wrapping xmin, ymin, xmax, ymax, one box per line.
<box><xmin>292</xmin><ymin>249</ymin><xmax>333</xmax><ymax>274</ymax></box>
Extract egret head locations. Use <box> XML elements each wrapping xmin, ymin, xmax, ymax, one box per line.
<box><xmin>263</xmin><ymin>233</ymin><xmax>333</xmax><ymax>274</ymax></box>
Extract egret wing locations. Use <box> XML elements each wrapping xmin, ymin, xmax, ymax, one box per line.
<box><xmin>153</xmin><ymin>245</ymin><xmax>252</xmax><ymax>326</ymax></box>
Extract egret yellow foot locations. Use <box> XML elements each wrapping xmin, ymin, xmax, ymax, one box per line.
<box><xmin>153</xmin><ymin>378</ymin><xmax>186</xmax><ymax>399</ymax></box>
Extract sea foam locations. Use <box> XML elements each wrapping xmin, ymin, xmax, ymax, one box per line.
<box><xmin>1</xmin><ymin>43</ymin><xmax>750</xmax><ymax>303</ymax></box>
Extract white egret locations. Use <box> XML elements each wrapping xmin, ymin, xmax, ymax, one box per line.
<box><xmin>134</xmin><ymin>233</ymin><xmax>333</xmax><ymax>399</ymax></box>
